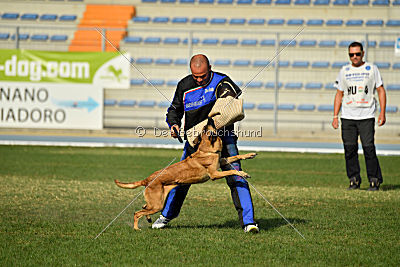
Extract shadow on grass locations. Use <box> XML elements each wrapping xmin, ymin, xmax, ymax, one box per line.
<box><xmin>171</xmin><ymin>217</ymin><xmax>308</xmax><ymax>231</ymax></box>
<box><xmin>380</xmin><ymin>184</ymin><xmax>400</xmax><ymax>191</ymax></box>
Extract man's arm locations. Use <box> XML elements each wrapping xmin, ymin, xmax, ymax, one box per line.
<box><xmin>332</xmin><ymin>90</ymin><xmax>343</xmax><ymax>129</ymax></box>
<box><xmin>377</xmin><ymin>85</ymin><xmax>386</xmax><ymax>126</ymax></box>
<box><xmin>216</xmin><ymin>78</ymin><xmax>241</xmax><ymax>99</ymax></box>
<box><xmin>166</xmin><ymin>83</ymin><xmax>184</xmax><ymax>137</ymax></box>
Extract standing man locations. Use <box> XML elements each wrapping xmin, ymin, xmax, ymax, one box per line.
<box><xmin>332</xmin><ymin>41</ymin><xmax>386</xmax><ymax>191</ymax></box>
<box><xmin>152</xmin><ymin>54</ymin><xmax>259</xmax><ymax>233</ymax></box>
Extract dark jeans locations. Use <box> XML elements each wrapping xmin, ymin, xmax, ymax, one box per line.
<box><xmin>341</xmin><ymin>118</ymin><xmax>383</xmax><ymax>183</ymax></box>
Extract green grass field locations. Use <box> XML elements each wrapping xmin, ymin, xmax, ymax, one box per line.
<box><xmin>1</xmin><ymin>145</ymin><xmax>399</xmax><ymax>266</ymax></box>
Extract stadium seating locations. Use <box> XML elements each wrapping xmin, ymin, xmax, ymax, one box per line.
<box><xmin>104</xmin><ymin>99</ymin><xmax>117</xmax><ymax>106</ymax></box>
<box><xmin>297</xmin><ymin>104</ymin><xmax>316</xmax><ymax>111</ymax></box>
<box><xmin>118</xmin><ymin>100</ymin><xmax>137</xmax><ymax>107</ymax></box>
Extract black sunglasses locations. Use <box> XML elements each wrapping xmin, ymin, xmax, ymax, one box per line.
<box><xmin>349</xmin><ymin>52</ymin><xmax>362</xmax><ymax>57</ymax></box>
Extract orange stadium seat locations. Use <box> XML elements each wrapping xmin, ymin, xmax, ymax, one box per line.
<box><xmin>69</xmin><ymin>5</ymin><xmax>135</xmax><ymax>52</ymax></box>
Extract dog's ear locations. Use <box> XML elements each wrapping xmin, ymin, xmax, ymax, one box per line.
<box><xmin>210</xmin><ymin>133</ymin><xmax>218</xmax><ymax>145</ymax></box>
<box><xmin>193</xmin><ymin>134</ymin><xmax>202</xmax><ymax>146</ymax></box>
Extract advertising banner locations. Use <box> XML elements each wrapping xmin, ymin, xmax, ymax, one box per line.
<box><xmin>0</xmin><ymin>49</ymin><xmax>130</xmax><ymax>89</ymax></box>
<box><xmin>0</xmin><ymin>82</ymin><xmax>103</xmax><ymax>129</ymax></box>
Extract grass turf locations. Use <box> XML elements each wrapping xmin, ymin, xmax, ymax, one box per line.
<box><xmin>0</xmin><ymin>145</ymin><xmax>399</xmax><ymax>266</ymax></box>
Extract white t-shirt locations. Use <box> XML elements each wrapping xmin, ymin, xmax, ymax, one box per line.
<box><xmin>335</xmin><ymin>62</ymin><xmax>383</xmax><ymax>120</ymax></box>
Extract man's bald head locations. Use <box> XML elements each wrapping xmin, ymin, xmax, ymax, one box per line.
<box><xmin>190</xmin><ymin>54</ymin><xmax>211</xmax><ymax>86</ymax></box>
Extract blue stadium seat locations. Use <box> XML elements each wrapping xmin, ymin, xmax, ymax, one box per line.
<box><xmin>59</xmin><ymin>15</ymin><xmax>77</xmax><ymax>21</ymax></box>
<box><xmin>213</xmin><ymin>59</ymin><xmax>231</xmax><ymax>66</ymax></box>
<box><xmin>248</xmin><ymin>18</ymin><xmax>266</xmax><ymax>25</ymax></box>
<box><xmin>253</xmin><ymin>60</ymin><xmax>271</xmax><ymax>67</ymax></box>
<box><xmin>191</xmin><ymin>17</ymin><xmax>208</xmax><ymax>24</ymax></box>
<box><xmin>235</xmin><ymin>81</ymin><xmax>244</xmax><ymax>87</ymax></box>
<box><xmin>319</xmin><ymin>40</ymin><xmax>336</xmax><ymax>47</ymax></box>
<box><xmin>246</xmin><ymin>81</ymin><xmax>263</xmax><ymax>88</ymax></box>
<box><xmin>280</xmin><ymin>40</ymin><xmax>296</xmax><ymax>46</ymax></box>
<box><xmin>155</xmin><ymin>58</ymin><xmax>173</xmax><ymax>65</ymax></box>
<box><xmin>299</xmin><ymin>40</ymin><xmax>317</xmax><ymax>47</ymax></box>
<box><xmin>148</xmin><ymin>79</ymin><xmax>165</xmax><ymax>86</ymax></box>
<box><xmin>158</xmin><ymin>101</ymin><xmax>171</xmax><ymax>108</ymax></box>
<box><xmin>182</xmin><ymin>38</ymin><xmax>200</xmax><ymax>44</ymax></box>
<box><xmin>229</xmin><ymin>18</ymin><xmax>246</xmax><ymax>25</ymax></box>
<box><xmin>11</xmin><ymin>34</ymin><xmax>29</xmax><ymax>41</ymax></box>
<box><xmin>325</xmin><ymin>83</ymin><xmax>336</xmax><ymax>90</ymax></box>
<box><xmin>279</xmin><ymin>61</ymin><xmax>290</xmax><ymax>67</ymax></box>
<box><xmin>222</xmin><ymin>39</ymin><xmax>238</xmax><ymax>45</ymax></box>
<box><xmin>297</xmin><ymin>104</ymin><xmax>316</xmax><ymax>111</ymax></box>
<box><xmin>372</xmin><ymin>0</ymin><xmax>389</xmax><ymax>5</ymax></box>
<box><xmin>138</xmin><ymin>100</ymin><xmax>156</xmax><ymax>107</ymax></box>
<box><xmin>268</xmin><ymin>19</ymin><xmax>285</xmax><ymax>25</ymax></box>
<box><xmin>258</xmin><ymin>103</ymin><xmax>274</xmax><ymax>110</ymax></box>
<box><xmin>394</xmin><ymin>0</ymin><xmax>400</xmax><ymax>5</ymax></box>
<box><xmin>307</xmin><ymin>19</ymin><xmax>324</xmax><ymax>26</ymax></box>
<box><xmin>241</xmin><ymin>39</ymin><xmax>258</xmax><ymax>46</ymax></box>
<box><xmin>144</xmin><ymin>37</ymin><xmax>161</xmax><ymax>44</ymax></box>
<box><xmin>333</xmin><ymin>0</ymin><xmax>349</xmax><ymax>4</ymax></box>
<box><xmin>287</xmin><ymin>19</ymin><xmax>304</xmax><ymax>25</ymax></box>
<box><xmin>375</xmin><ymin>62</ymin><xmax>390</xmax><ymax>69</ymax></box>
<box><xmin>166</xmin><ymin>80</ymin><xmax>179</xmax><ymax>86</ymax></box>
<box><xmin>31</xmin><ymin>34</ymin><xmax>49</xmax><ymax>41</ymax></box>
<box><xmin>180</xmin><ymin>0</ymin><xmax>195</xmax><ymax>3</ymax></box>
<box><xmin>202</xmin><ymin>38</ymin><xmax>219</xmax><ymax>45</ymax></box>
<box><xmin>366</xmin><ymin>19</ymin><xmax>383</xmax><ymax>26</ymax></box>
<box><xmin>50</xmin><ymin>35</ymin><xmax>68</xmax><ymax>41</ymax></box>
<box><xmin>174</xmin><ymin>58</ymin><xmax>188</xmax><ymax>65</ymax></box>
<box><xmin>104</xmin><ymin>99</ymin><xmax>117</xmax><ymax>106</ymax></box>
<box><xmin>326</xmin><ymin>19</ymin><xmax>343</xmax><ymax>26</ymax></box>
<box><xmin>2</xmin><ymin>13</ymin><xmax>19</xmax><ymax>20</ymax></box>
<box><xmin>40</xmin><ymin>14</ymin><xmax>57</xmax><ymax>21</ymax></box>
<box><xmin>379</xmin><ymin>40</ymin><xmax>395</xmax><ymax>47</ymax></box>
<box><xmin>172</xmin><ymin>17</ymin><xmax>188</xmax><ymax>24</ymax></box>
<box><xmin>352</xmin><ymin>0</ymin><xmax>369</xmax><ymax>4</ymax></box>
<box><xmin>118</xmin><ymin>100</ymin><xmax>137</xmax><ymax>107</ymax></box>
<box><xmin>265</xmin><ymin>81</ymin><xmax>283</xmax><ymax>88</ymax></box>
<box><xmin>142</xmin><ymin>0</ymin><xmax>157</xmax><ymax>2</ymax></box>
<box><xmin>210</xmin><ymin>18</ymin><xmax>227</xmax><ymax>24</ymax></box>
<box><xmin>278</xmin><ymin>104</ymin><xmax>295</xmax><ymax>110</ymax></box>
<box><xmin>153</xmin><ymin>17</ymin><xmax>169</xmax><ymax>23</ymax></box>
<box><xmin>132</xmin><ymin>16</ymin><xmax>150</xmax><ymax>23</ymax></box>
<box><xmin>161</xmin><ymin>0</ymin><xmax>176</xmax><ymax>3</ymax></box>
<box><xmin>199</xmin><ymin>0</ymin><xmax>214</xmax><ymax>3</ymax></box>
<box><xmin>386</xmin><ymin>84</ymin><xmax>400</xmax><ymax>91</ymax></box>
<box><xmin>256</xmin><ymin>0</ymin><xmax>272</xmax><ymax>3</ymax></box>
<box><xmin>124</xmin><ymin>36</ymin><xmax>142</xmax><ymax>43</ymax></box>
<box><xmin>366</xmin><ymin>41</ymin><xmax>377</xmax><ymax>47</ymax></box>
<box><xmin>339</xmin><ymin>40</ymin><xmax>352</xmax><ymax>47</ymax></box>
<box><xmin>218</xmin><ymin>0</ymin><xmax>234</xmax><ymax>3</ymax></box>
<box><xmin>130</xmin><ymin>79</ymin><xmax>145</xmax><ymax>86</ymax></box>
<box><xmin>0</xmin><ymin>33</ymin><xmax>10</xmax><ymax>40</ymax></box>
<box><xmin>135</xmin><ymin>57</ymin><xmax>153</xmax><ymax>64</ymax></box>
<box><xmin>314</xmin><ymin>0</ymin><xmax>330</xmax><ymax>4</ymax></box>
<box><xmin>318</xmin><ymin>104</ymin><xmax>334</xmax><ymax>112</ymax></box>
<box><xmin>233</xmin><ymin>59</ymin><xmax>251</xmax><ymax>66</ymax></box>
<box><xmin>243</xmin><ymin>102</ymin><xmax>256</xmax><ymax>109</ymax></box>
<box><xmin>305</xmin><ymin>82</ymin><xmax>323</xmax><ymax>89</ymax></box>
<box><xmin>312</xmin><ymin>61</ymin><xmax>330</xmax><ymax>68</ymax></box>
<box><xmin>292</xmin><ymin>61</ymin><xmax>310</xmax><ymax>68</ymax></box>
<box><xmin>392</xmin><ymin>63</ymin><xmax>400</xmax><ymax>69</ymax></box>
<box><xmin>346</xmin><ymin>19</ymin><xmax>363</xmax><ymax>26</ymax></box>
<box><xmin>385</xmin><ymin>106</ymin><xmax>398</xmax><ymax>113</ymax></box>
<box><xmin>294</xmin><ymin>0</ymin><xmax>311</xmax><ymax>4</ymax></box>
<box><xmin>21</xmin><ymin>14</ymin><xmax>38</xmax><ymax>20</ymax></box>
<box><xmin>332</xmin><ymin>61</ymin><xmax>348</xmax><ymax>68</ymax></box>
<box><xmin>237</xmin><ymin>0</ymin><xmax>253</xmax><ymax>4</ymax></box>
<box><xmin>275</xmin><ymin>0</ymin><xmax>291</xmax><ymax>4</ymax></box>
<box><xmin>386</xmin><ymin>20</ymin><xmax>400</xmax><ymax>27</ymax></box>
<box><xmin>260</xmin><ymin>39</ymin><xmax>275</xmax><ymax>46</ymax></box>
<box><xmin>285</xmin><ymin>82</ymin><xmax>303</xmax><ymax>89</ymax></box>
<box><xmin>163</xmin><ymin>37</ymin><xmax>180</xmax><ymax>44</ymax></box>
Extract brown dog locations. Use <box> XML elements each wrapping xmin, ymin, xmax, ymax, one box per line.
<box><xmin>115</xmin><ymin>118</ymin><xmax>257</xmax><ymax>230</ymax></box>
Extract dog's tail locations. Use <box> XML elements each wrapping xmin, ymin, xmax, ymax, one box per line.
<box><xmin>114</xmin><ymin>179</ymin><xmax>146</xmax><ymax>189</ymax></box>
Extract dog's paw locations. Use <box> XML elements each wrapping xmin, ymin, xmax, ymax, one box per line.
<box><xmin>238</xmin><ymin>171</ymin><xmax>251</xmax><ymax>178</ymax></box>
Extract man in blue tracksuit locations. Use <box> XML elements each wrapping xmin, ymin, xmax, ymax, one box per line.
<box><xmin>152</xmin><ymin>54</ymin><xmax>259</xmax><ymax>233</ymax></box>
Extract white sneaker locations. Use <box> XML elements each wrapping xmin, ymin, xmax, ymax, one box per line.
<box><xmin>152</xmin><ymin>215</ymin><xmax>170</xmax><ymax>229</ymax></box>
<box><xmin>244</xmin><ymin>224</ymin><xmax>259</xmax><ymax>233</ymax></box>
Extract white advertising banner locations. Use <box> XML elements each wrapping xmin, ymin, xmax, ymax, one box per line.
<box><xmin>0</xmin><ymin>82</ymin><xmax>103</xmax><ymax>129</ymax></box>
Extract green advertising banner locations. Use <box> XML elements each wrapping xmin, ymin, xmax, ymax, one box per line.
<box><xmin>0</xmin><ymin>49</ymin><xmax>130</xmax><ymax>88</ymax></box>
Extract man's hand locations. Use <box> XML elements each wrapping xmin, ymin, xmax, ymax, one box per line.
<box><xmin>170</xmin><ymin>125</ymin><xmax>180</xmax><ymax>138</ymax></box>
<box><xmin>332</xmin><ymin>117</ymin><xmax>339</xmax><ymax>129</ymax></box>
<box><xmin>378</xmin><ymin>112</ymin><xmax>386</xmax><ymax>126</ymax></box>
